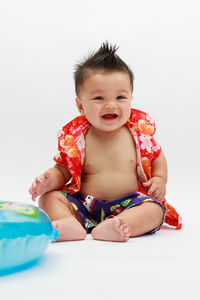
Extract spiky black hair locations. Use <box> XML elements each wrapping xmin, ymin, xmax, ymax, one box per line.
<box><xmin>74</xmin><ymin>42</ymin><xmax>134</xmax><ymax>95</ymax></box>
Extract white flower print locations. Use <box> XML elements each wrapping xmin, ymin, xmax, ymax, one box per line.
<box><xmin>146</xmin><ymin>115</ymin><xmax>154</xmax><ymax>125</ymax></box>
<box><xmin>58</xmin><ymin>130</ymin><xmax>64</xmax><ymax>138</ymax></box>
<box><xmin>152</xmin><ymin>144</ymin><xmax>160</xmax><ymax>152</ymax></box>
<box><xmin>139</xmin><ymin>134</ymin><xmax>152</xmax><ymax>153</ymax></box>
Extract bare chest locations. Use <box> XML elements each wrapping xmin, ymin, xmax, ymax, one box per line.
<box><xmin>82</xmin><ymin>127</ymin><xmax>137</xmax><ymax>175</ymax></box>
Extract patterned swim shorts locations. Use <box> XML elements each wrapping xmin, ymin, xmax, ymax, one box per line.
<box><xmin>62</xmin><ymin>191</ymin><xmax>166</xmax><ymax>233</ymax></box>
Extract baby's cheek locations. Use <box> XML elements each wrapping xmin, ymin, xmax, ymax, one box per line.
<box><xmin>122</xmin><ymin>106</ymin><xmax>132</xmax><ymax>121</ymax></box>
<box><xmin>85</xmin><ymin>104</ymin><xmax>100</xmax><ymax>123</ymax></box>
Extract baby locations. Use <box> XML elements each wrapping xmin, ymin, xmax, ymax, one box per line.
<box><xmin>29</xmin><ymin>42</ymin><xmax>181</xmax><ymax>242</ymax></box>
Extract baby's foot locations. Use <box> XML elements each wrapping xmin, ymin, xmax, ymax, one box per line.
<box><xmin>52</xmin><ymin>216</ymin><xmax>87</xmax><ymax>242</ymax></box>
<box><xmin>91</xmin><ymin>217</ymin><xmax>130</xmax><ymax>242</ymax></box>
<box><xmin>29</xmin><ymin>170</ymin><xmax>52</xmax><ymax>201</ymax></box>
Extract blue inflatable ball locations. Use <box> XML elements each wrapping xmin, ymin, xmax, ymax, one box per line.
<box><xmin>0</xmin><ymin>201</ymin><xmax>59</xmax><ymax>274</ymax></box>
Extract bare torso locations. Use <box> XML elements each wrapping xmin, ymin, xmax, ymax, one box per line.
<box><xmin>81</xmin><ymin>125</ymin><xmax>139</xmax><ymax>201</ymax></box>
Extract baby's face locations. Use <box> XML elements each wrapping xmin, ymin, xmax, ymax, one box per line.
<box><xmin>76</xmin><ymin>70</ymin><xmax>133</xmax><ymax>133</ymax></box>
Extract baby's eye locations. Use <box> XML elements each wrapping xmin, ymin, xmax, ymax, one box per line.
<box><xmin>117</xmin><ymin>95</ymin><xmax>126</xmax><ymax>100</ymax></box>
<box><xmin>93</xmin><ymin>96</ymin><xmax>104</xmax><ymax>100</ymax></box>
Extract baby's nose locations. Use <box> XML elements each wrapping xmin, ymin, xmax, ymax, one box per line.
<box><xmin>104</xmin><ymin>101</ymin><xmax>116</xmax><ymax>109</ymax></box>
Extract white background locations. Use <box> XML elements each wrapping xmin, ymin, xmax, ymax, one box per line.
<box><xmin>0</xmin><ymin>0</ymin><xmax>200</xmax><ymax>299</ymax></box>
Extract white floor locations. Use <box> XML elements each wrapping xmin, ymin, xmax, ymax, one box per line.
<box><xmin>1</xmin><ymin>2</ymin><xmax>200</xmax><ymax>297</ymax></box>
<box><xmin>1</xmin><ymin>210</ymin><xmax>199</xmax><ymax>300</ymax></box>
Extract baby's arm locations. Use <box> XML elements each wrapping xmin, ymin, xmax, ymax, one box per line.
<box><xmin>29</xmin><ymin>164</ymin><xmax>71</xmax><ymax>201</ymax></box>
<box><xmin>142</xmin><ymin>151</ymin><xmax>167</xmax><ymax>202</ymax></box>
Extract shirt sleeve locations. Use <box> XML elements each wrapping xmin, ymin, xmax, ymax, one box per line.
<box><xmin>53</xmin><ymin>128</ymin><xmax>81</xmax><ymax>168</ymax></box>
<box><xmin>135</xmin><ymin>110</ymin><xmax>162</xmax><ymax>161</ymax></box>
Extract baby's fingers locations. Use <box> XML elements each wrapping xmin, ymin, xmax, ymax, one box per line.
<box><xmin>157</xmin><ymin>191</ymin><xmax>166</xmax><ymax>202</ymax></box>
<box><xmin>150</xmin><ymin>189</ymin><xmax>160</xmax><ymax>200</ymax></box>
<box><xmin>149</xmin><ymin>188</ymin><xmax>165</xmax><ymax>202</ymax></box>
<box><xmin>29</xmin><ymin>184</ymin><xmax>37</xmax><ymax>201</ymax></box>
<box><xmin>30</xmin><ymin>179</ymin><xmax>41</xmax><ymax>194</ymax></box>
<box><xmin>31</xmin><ymin>192</ymin><xmax>37</xmax><ymax>201</ymax></box>
<box><xmin>143</xmin><ymin>179</ymin><xmax>152</xmax><ymax>187</ymax></box>
<box><xmin>148</xmin><ymin>183</ymin><xmax>157</xmax><ymax>196</ymax></box>
<box><xmin>35</xmin><ymin>176</ymin><xmax>43</xmax><ymax>183</ymax></box>
<box><xmin>29</xmin><ymin>181</ymin><xmax>37</xmax><ymax>193</ymax></box>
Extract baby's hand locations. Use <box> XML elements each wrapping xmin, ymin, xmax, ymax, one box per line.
<box><xmin>142</xmin><ymin>177</ymin><xmax>166</xmax><ymax>202</ymax></box>
<box><xmin>29</xmin><ymin>170</ymin><xmax>51</xmax><ymax>201</ymax></box>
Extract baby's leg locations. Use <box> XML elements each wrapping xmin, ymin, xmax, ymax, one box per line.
<box><xmin>91</xmin><ymin>202</ymin><xmax>164</xmax><ymax>242</ymax></box>
<box><xmin>39</xmin><ymin>191</ymin><xmax>87</xmax><ymax>242</ymax></box>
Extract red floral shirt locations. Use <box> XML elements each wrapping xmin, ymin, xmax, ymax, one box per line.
<box><xmin>54</xmin><ymin>108</ymin><xmax>182</xmax><ymax>229</ymax></box>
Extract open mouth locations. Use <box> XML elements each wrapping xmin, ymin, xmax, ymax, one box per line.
<box><xmin>101</xmin><ymin>114</ymin><xmax>119</xmax><ymax>120</ymax></box>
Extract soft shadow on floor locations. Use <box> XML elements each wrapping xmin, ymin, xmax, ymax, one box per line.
<box><xmin>0</xmin><ymin>258</ymin><xmax>41</xmax><ymax>277</ymax></box>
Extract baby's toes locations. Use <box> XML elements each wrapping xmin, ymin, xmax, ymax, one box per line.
<box><xmin>125</xmin><ymin>229</ymin><xmax>130</xmax><ymax>238</ymax></box>
<box><xmin>113</xmin><ymin>217</ymin><xmax>121</xmax><ymax>229</ymax></box>
<box><xmin>124</xmin><ymin>227</ymin><xmax>129</xmax><ymax>234</ymax></box>
<box><xmin>120</xmin><ymin>224</ymin><xmax>125</xmax><ymax>231</ymax></box>
<box><xmin>119</xmin><ymin>222</ymin><xmax>130</xmax><ymax>240</ymax></box>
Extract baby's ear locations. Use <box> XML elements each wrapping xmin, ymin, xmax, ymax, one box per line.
<box><xmin>75</xmin><ymin>97</ymin><xmax>85</xmax><ymax>115</ymax></box>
